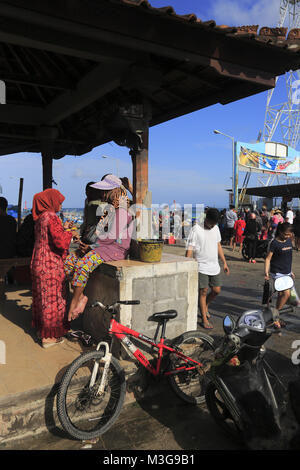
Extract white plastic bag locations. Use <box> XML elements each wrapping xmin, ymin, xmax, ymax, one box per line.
<box><xmin>289</xmin><ymin>286</ymin><xmax>300</xmax><ymax>307</ymax></box>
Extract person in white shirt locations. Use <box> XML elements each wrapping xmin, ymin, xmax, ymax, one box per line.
<box><xmin>186</xmin><ymin>208</ymin><xmax>230</xmax><ymax>329</ymax></box>
<box><xmin>285</xmin><ymin>207</ymin><xmax>294</xmax><ymax>225</ymax></box>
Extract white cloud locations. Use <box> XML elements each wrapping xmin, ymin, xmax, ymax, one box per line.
<box><xmin>207</xmin><ymin>0</ymin><xmax>280</xmax><ymax>28</ymax></box>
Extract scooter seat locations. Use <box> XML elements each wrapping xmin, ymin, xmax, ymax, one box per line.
<box><xmin>150</xmin><ymin>310</ymin><xmax>178</xmax><ymax>322</ymax></box>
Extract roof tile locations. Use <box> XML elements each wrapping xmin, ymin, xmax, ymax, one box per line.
<box><xmin>113</xmin><ymin>0</ymin><xmax>300</xmax><ymax>52</ymax></box>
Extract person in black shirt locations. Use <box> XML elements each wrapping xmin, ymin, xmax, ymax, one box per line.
<box><xmin>0</xmin><ymin>197</ymin><xmax>17</xmax><ymax>259</ymax></box>
<box><xmin>244</xmin><ymin>213</ymin><xmax>260</xmax><ymax>263</ymax></box>
<box><xmin>264</xmin><ymin>222</ymin><xmax>294</xmax><ymax>327</ymax></box>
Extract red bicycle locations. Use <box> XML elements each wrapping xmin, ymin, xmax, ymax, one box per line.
<box><xmin>57</xmin><ymin>300</ymin><xmax>215</xmax><ymax>441</ymax></box>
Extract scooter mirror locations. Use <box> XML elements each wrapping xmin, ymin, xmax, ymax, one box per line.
<box><xmin>274</xmin><ymin>276</ymin><xmax>294</xmax><ymax>292</ymax></box>
<box><xmin>223</xmin><ymin>315</ymin><xmax>235</xmax><ymax>334</ymax></box>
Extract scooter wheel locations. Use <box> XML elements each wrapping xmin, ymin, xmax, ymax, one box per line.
<box><xmin>242</xmin><ymin>246</ymin><xmax>249</xmax><ymax>261</ymax></box>
<box><xmin>205</xmin><ymin>382</ymin><xmax>244</xmax><ymax>444</ymax></box>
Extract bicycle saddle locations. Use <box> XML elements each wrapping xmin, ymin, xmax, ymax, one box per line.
<box><xmin>150</xmin><ymin>310</ymin><xmax>178</xmax><ymax>322</ymax></box>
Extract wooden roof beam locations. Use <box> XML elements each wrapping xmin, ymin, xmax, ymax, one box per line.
<box><xmin>0</xmin><ymin>63</ymin><xmax>127</xmax><ymax>125</ymax></box>
<box><xmin>0</xmin><ymin>14</ymin><xmax>139</xmax><ymax>64</ymax></box>
<box><xmin>0</xmin><ymin>71</ymin><xmax>75</xmax><ymax>91</ymax></box>
<box><xmin>43</xmin><ymin>63</ymin><xmax>127</xmax><ymax>125</ymax></box>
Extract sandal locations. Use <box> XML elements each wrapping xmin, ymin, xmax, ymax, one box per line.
<box><xmin>199</xmin><ymin>321</ymin><xmax>214</xmax><ymax>330</ymax></box>
<box><xmin>66</xmin><ymin>330</ymin><xmax>94</xmax><ymax>347</ymax></box>
<box><xmin>42</xmin><ymin>337</ymin><xmax>64</xmax><ymax>349</ymax></box>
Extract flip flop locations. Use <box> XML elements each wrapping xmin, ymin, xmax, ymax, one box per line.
<box><xmin>42</xmin><ymin>338</ymin><xmax>64</xmax><ymax>349</ymax></box>
<box><xmin>197</xmin><ymin>312</ymin><xmax>211</xmax><ymax>319</ymax></box>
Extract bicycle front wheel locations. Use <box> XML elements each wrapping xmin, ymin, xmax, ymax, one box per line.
<box><xmin>205</xmin><ymin>381</ymin><xmax>243</xmax><ymax>442</ymax></box>
<box><xmin>57</xmin><ymin>350</ymin><xmax>126</xmax><ymax>441</ymax></box>
<box><xmin>168</xmin><ymin>330</ymin><xmax>215</xmax><ymax>405</ymax></box>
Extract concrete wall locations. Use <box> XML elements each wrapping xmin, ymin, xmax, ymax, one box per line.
<box><xmin>82</xmin><ymin>253</ymin><xmax>198</xmax><ymax>346</ymax></box>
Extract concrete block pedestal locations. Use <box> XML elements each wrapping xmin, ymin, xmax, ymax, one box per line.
<box><xmin>82</xmin><ymin>253</ymin><xmax>198</xmax><ymax>345</ymax></box>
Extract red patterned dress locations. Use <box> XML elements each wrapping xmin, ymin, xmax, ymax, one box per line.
<box><xmin>31</xmin><ymin>211</ymin><xmax>73</xmax><ymax>339</ymax></box>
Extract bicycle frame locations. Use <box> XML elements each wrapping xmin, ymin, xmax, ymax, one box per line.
<box><xmin>108</xmin><ymin>317</ymin><xmax>204</xmax><ymax>377</ymax></box>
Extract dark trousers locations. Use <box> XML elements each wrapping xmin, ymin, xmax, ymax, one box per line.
<box><xmin>247</xmin><ymin>237</ymin><xmax>257</xmax><ymax>259</ymax></box>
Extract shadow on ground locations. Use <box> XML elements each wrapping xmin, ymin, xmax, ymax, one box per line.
<box><xmin>0</xmin><ymin>293</ymin><xmax>38</xmax><ymax>344</ymax></box>
<box><xmin>101</xmin><ymin>374</ymin><xmax>243</xmax><ymax>451</ymax></box>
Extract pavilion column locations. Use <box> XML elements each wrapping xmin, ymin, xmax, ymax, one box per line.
<box><xmin>131</xmin><ymin>127</ymin><xmax>149</xmax><ymax>206</ymax></box>
<box><xmin>130</xmin><ymin>125</ymin><xmax>152</xmax><ymax>239</ymax></box>
<box><xmin>42</xmin><ymin>152</ymin><xmax>53</xmax><ymax>190</ymax></box>
<box><xmin>38</xmin><ymin>127</ymin><xmax>59</xmax><ymax>190</ymax></box>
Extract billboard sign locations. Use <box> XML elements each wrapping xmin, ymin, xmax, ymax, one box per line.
<box><xmin>236</xmin><ymin>141</ymin><xmax>300</xmax><ymax>175</ymax></box>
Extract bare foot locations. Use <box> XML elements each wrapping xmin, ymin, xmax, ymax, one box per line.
<box><xmin>77</xmin><ymin>295</ymin><xmax>88</xmax><ymax>314</ymax></box>
<box><xmin>69</xmin><ymin>295</ymin><xmax>88</xmax><ymax>320</ymax></box>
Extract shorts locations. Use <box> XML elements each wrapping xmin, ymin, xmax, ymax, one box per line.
<box><xmin>226</xmin><ymin>227</ymin><xmax>235</xmax><ymax>238</ymax></box>
<box><xmin>198</xmin><ymin>272</ymin><xmax>222</xmax><ymax>289</ymax></box>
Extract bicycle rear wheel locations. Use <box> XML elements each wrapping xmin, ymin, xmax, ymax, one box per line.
<box><xmin>168</xmin><ymin>330</ymin><xmax>215</xmax><ymax>404</ymax></box>
<box><xmin>57</xmin><ymin>350</ymin><xmax>126</xmax><ymax>441</ymax></box>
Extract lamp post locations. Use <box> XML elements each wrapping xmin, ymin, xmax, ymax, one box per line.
<box><xmin>213</xmin><ymin>129</ymin><xmax>238</xmax><ymax>210</ymax></box>
<box><xmin>102</xmin><ymin>155</ymin><xmax>119</xmax><ymax>177</ymax></box>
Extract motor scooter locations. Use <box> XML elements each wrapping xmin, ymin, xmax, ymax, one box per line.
<box><xmin>242</xmin><ymin>237</ymin><xmax>269</xmax><ymax>261</ymax></box>
<box><xmin>205</xmin><ymin>275</ymin><xmax>300</xmax><ymax>449</ymax></box>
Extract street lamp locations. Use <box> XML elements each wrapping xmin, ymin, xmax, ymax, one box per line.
<box><xmin>213</xmin><ymin>129</ymin><xmax>238</xmax><ymax>210</ymax></box>
<box><xmin>102</xmin><ymin>155</ymin><xmax>119</xmax><ymax>177</ymax></box>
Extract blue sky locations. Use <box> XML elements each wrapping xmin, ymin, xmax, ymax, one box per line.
<box><xmin>0</xmin><ymin>0</ymin><xmax>292</xmax><ymax>209</ymax></box>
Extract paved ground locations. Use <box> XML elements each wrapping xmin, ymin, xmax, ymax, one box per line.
<box><xmin>1</xmin><ymin>244</ymin><xmax>300</xmax><ymax>451</ymax></box>
<box><xmin>2</xmin><ymin>380</ymin><xmax>241</xmax><ymax>451</ymax></box>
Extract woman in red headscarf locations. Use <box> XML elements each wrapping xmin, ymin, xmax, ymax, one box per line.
<box><xmin>31</xmin><ymin>189</ymin><xmax>76</xmax><ymax>348</ymax></box>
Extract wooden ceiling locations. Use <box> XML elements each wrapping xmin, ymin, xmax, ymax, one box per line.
<box><xmin>0</xmin><ymin>0</ymin><xmax>300</xmax><ymax>159</ymax></box>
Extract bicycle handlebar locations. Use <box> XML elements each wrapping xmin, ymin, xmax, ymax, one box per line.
<box><xmin>89</xmin><ymin>300</ymin><xmax>140</xmax><ymax>310</ymax></box>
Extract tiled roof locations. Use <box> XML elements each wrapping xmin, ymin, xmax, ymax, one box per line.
<box><xmin>111</xmin><ymin>0</ymin><xmax>300</xmax><ymax>53</ymax></box>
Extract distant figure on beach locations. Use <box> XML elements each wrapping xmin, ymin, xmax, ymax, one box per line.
<box><xmin>185</xmin><ymin>208</ymin><xmax>230</xmax><ymax>329</ymax></box>
<box><xmin>16</xmin><ymin>212</ymin><xmax>35</xmax><ymax>257</ymax></box>
<box><xmin>225</xmin><ymin>205</ymin><xmax>237</xmax><ymax>247</ymax></box>
<box><xmin>269</xmin><ymin>209</ymin><xmax>284</xmax><ymax>239</ymax></box>
<box><xmin>293</xmin><ymin>210</ymin><xmax>300</xmax><ymax>251</ymax></box>
<box><xmin>244</xmin><ymin>212</ymin><xmax>260</xmax><ymax>264</ymax></box>
<box><xmin>232</xmin><ymin>213</ymin><xmax>246</xmax><ymax>253</ymax></box>
<box><xmin>285</xmin><ymin>206</ymin><xmax>294</xmax><ymax>225</ymax></box>
<box><xmin>0</xmin><ymin>196</ymin><xmax>17</xmax><ymax>259</ymax></box>
<box><xmin>30</xmin><ymin>189</ymin><xmax>78</xmax><ymax>348</ymax></box>
<box><xmin>260</xmin><ymin>205</ymin><xmax>270</xmax><ymax>241</ymax></box>
<box><xmin>65</xmin><ymin>175</ymin><xmax>134</xmax><ymax>321</ymax></box>
<box><xmin>219</xmin><ymin>208</ymin><xmax>227</xmax><ymax>243</ymax></box>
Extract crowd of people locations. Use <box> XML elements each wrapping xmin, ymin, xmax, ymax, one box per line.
<box><xmin>218</xmin><ymin>204</ymin><xmax>300</xmax><ymax>260</ymax></box>
<box><xmin>186</xmin><ymin>203</ymin><xmax>298</xmax><ymax>331</ymax></box>
<box><xmin>1</xmin><ymin>185</ymin><xmax>298</xmax><ymax>343</ymax></box>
